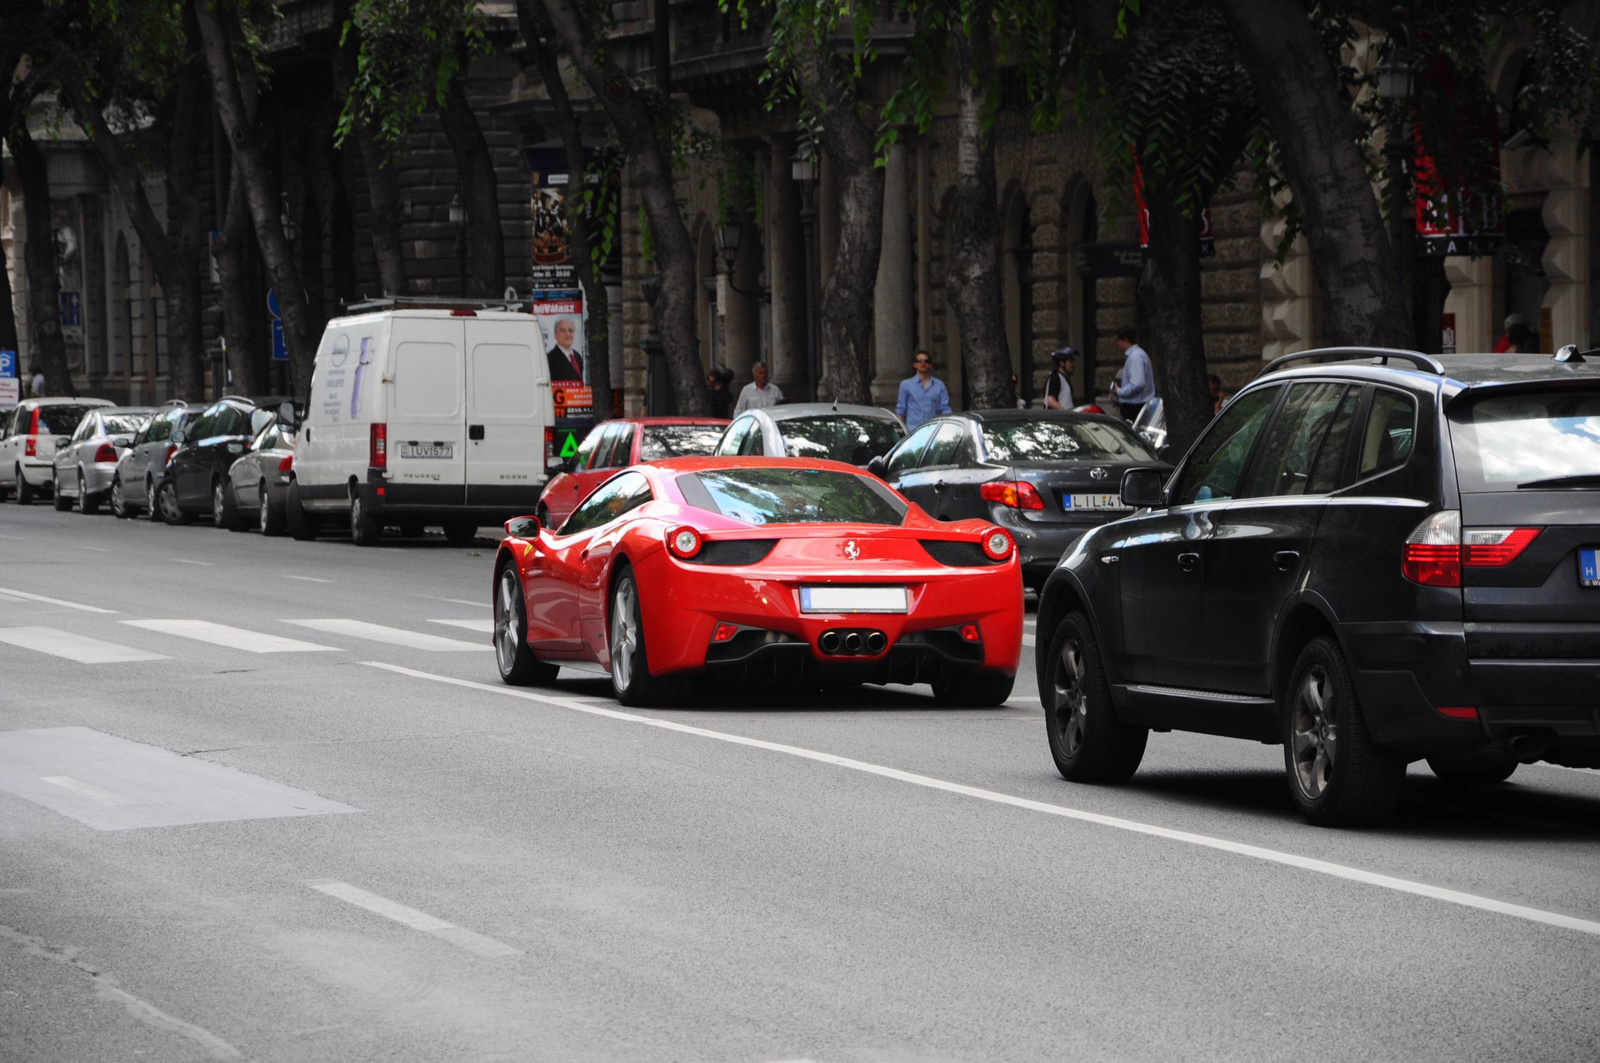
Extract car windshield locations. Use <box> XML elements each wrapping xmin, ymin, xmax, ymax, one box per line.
<box><xmin>678</xmin><ymin>467</ymin><xmax>907</xmax><ymax>526</ymax></box>
<box><xmin>981</xmin><ymin>418</ymin><xmax>1155</xmax><ymax>462</ymax></box>
<box><xmin>102</xmin><ymin>415</ymin><xmax>146</xmax><ymax>435</ymax></box>
<box><xmin>35</xmin><ymin>406</ymin><xmax>94</xmax><ymax>434</ymax></box>
<box><xmin>640</xmin><ymin>424</ymin><xmax>726</xmax><ymax>461</ymax></box>
<box><xmin>1450</xmin><ymin>387</ymin><xmax>1600</xmax><ymax>490</ymax></box>
<box><xmin>778</xmin><ymin>416</ymin><xmax>903</xmax><ymax>465</ymax></box>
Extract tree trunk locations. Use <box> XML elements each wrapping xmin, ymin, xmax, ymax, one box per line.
<box><xmin>0</xmin><ymin>155</ymin><xmax>18</xmax><ymax>356</ymax></box>
<box><xmin>947</xmin><ymin>20</ymin><xmax>1013</xmax><ymax>410</ymax></box>
<box><xmin>792</xmin><ymin>34</ymin><xmax>876</xmax><ymax>406</ymax></box>
<box><xmin>1214</xmin><ymin>0</ymin><xmax>1412</xmax><ymax>349</ymax></box>
<box><xmin>538</xmin><ymin>0</ymin><xmax>706</xmax><ymax>415</ymax></box>
<box><xmin>1137</xmin><ymin>182</ymin><xmax>1212</xmax><ymax>455</ymax></box>
<box><xmin>219</xmin><ymin>158</ymin><xmax>261</xmax><ymax>395</ymax></box>
<box><xmin>330</xmin><ymin>0</ymin><xmax>407</xmax><ymax>295</ymax></box>
<box><xmin>517</xmin><ymin>0</ymin><xmax>609</xmax><ymax>412</ymax></box>
<box><xmin>439</xmin><ymin>77</ymin><xmax>505</xmax><ymax>298</ymax></box>
<box><xmin>192</xmin><ymin>0</ymin><xmax>319</xmax><ymax>398</ymax></box>
<box><xmin>9</xmin><ymin>124</ymin><xmax>73</xmax><ymax>397</ymax></box>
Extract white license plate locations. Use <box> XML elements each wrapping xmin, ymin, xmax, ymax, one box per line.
<box><xmin>1064</xmin><ymin>493</ymin><xmax>1127</xmax><ymax>510</ymax></box>
<box><xmin>398</xmin><ymin>443</ymin><xmax>453</xmax><ymax>460</ymax></box>
<box><xmin>799</xmin><ymin>586</ymin><xmax>909</xmax><ymax>613</ymax></box>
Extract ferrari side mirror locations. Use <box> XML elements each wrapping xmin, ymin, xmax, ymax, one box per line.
<box><xmin>505</xmin><ymin>514</ymin><xmax>541</xmax><ymax>538</ymax></box>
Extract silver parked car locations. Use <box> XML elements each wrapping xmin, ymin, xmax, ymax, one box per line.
<box><xmin>711</xmin><ymin>403</ymin><xmax>906</xmax><ymax>467</ymax></box>
<box><xmin>52</xmin><ymin>407</ymin><xmax>154</xmax><ymax>513</ymax></box>
<box><xmin>0</xmin><ymin>398</ymin><xmax>113</xmax><ymax>504</ymax></box>
<box><xmin>108</xmin><ymin>402</ymin><xmax>200</xmax><ymax>520</ymax></box>
<box><xmin>224</xmin><ymin>418</ymin><xmax>296</xmax><ymax>535</ymax></box>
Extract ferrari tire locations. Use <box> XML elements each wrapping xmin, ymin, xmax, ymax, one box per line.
<box><xmin>15</xmin><ymin>467</ymin><xmax>34</xmax><ymax>505</ymax></box>
<box><xmin>350</xmin><ymin>492</ymin><xmax>380</xmax><ymax>546</ymax></box>
<box><xmin>608</xmin><ymin>569</ymin><xmax>688</xmax><ymax>707</ymax></box>
<box><xmin>1284</xmin><ymin>636</ymin><xmax>1406</xmax><ymax>827</ymax></box>
<box><xmin>259</xmin><ymin>482</ymin><xmax>286</xmax><ymax>536</ymax></box>
<box><xmin>1045</xmin><ymin>611</ymin><xmax>1147</xmax><ymax>784</ymax></box>
<box><xmin>110</xmin><ymin>476</ymin><xmax>132</xmax><ymax>519</ymax></box>
<box><xmin>215</xmin><ymin>479</ymin><xmax>244</xmax><ymax>531</ymax></box>
<box><xmin>287</xmin><ymin>481</ymin><xmax>319</xmax><ymax>541</ymax></box>
<box><xmin>494</xmin><ymin>564</ymin><xmax>558</xmax><ymax>686</ymax></box>
<box><xmin>53</xmin><ymin>473</ymin><xmax>73</xmax><ymax>510</ymax></box>
<box><xmin>443</xmin><ymin>520</ymin><xmax>477</xmax><ymax>547</ymax></box>
<box><xmin>933</xmin><ymin>671</ymin><xmax>1015</xmax><ymax>707</ymax></box>
<box><xmin>1426</xmin><ymin>750</ymin><xmax>1518</xmax><ymax>787</ymax></box>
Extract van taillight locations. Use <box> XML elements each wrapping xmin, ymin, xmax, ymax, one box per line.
<box><xmin>94</xmin><ymin>444</ymin><xmax>118</xmax><ymax>463</ymax></box>
<box><xmin>370</xmin><ymin>423</ymin><xmax>387</xmax><ymax>469</ymax></box>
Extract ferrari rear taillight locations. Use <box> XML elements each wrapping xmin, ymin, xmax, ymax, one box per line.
<box><xmin>980</xmin><ymin>480</ymin><xmax>1045</xmax><ymax>511</ymax></box>
<box><xmin>94</xmin><ymin>444</ymin><xmax>117</xmax><ymax>463</ymax></box>
<box><xmin>712</xmin><ymin>622</ymin><xmax>739</xmax><ymax>643</ymax></box>
<box><xmin>981</xmin><ymin>526</ymin><xmax>1014</xmax><ymax>561</ymax></box>
<box><xmin>1463</xmin><ymin>527</ymin><xmax>1542</xmax><ymax>567</ymax></box>
<box><xmin>1403</xmin><ymin>510</ymin><xmax>1461</xmax><ymax>587</ymax></box>
<box><xmin>278</xmin><ymin>454</ymin><xmax>294</xmax><ymax>472</ymax></box>
<box><xmin>370</xmin><ymin>422</ymin><xmax>387</xmax><ymax>470</ymax></box>
<box><xmin>666</xmin><ymin>525</ymin><xmax>702</xmax><ymax>559</ymax></box>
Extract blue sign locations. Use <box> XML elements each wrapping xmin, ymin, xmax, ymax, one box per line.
<box><xmin>271</xmin><ymin>319</ymin><xmax>288</xmax><ymax>362</ymax></box>
<box><xmin>266</xmin><ymin>288</ymin><xmax>281</xmax><ymax>320</ymax></box>
<box><xmin>0</xmin><ymin>350</ymin><xmax>15</xmax><ymax>379</ymax></box>
<box><xmin>59</xmin><ymin>291</ymin><xmax>82</xmax><ymax>328</ymax></box>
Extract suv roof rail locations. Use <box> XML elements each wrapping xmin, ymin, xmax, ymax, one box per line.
<box><xmin>342</xmin><ymin>294</ymin><xmax>529</xmax><ymax>314</ymax></box>
<box><xmin>1257</xmin><ymin>346</ymin><xmax>1444</xmax><ymax>379</ymax></box>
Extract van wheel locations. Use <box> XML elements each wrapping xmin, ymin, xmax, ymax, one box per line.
<box><xmin>214</xmin><ymin>478</ymin><xmax>244</xmax><ymax>530</ymax></box>
<box><xmin>15</xmin><ymin>467</ymin><xmax>34</xmax><ymax>505</ymax></box>
<box><xmin>609</xmin><ymin>570</ymin><xmax>688</xmax><ymax>707</ymax></box>
<box><xmin>1284</xmin><ymin>637</ymin><xmax>1406</xmax><ymax>827</ymax></box>
<box><xmin>495</xmin><ymin>564</ymin><xmax>558</xmax><ymax>686</ymax></box>
<box><xmin>259</xmin><ymin>482</ymin><xmax>286</xmax><ymax>536</ymax></box>
<box><xmin>350</xmin><ymin>492</ymin><xmax>381</xmax><ymax>546</ymax></box>
<box><xmin>1045</xmin><ymin>611</ymin><xmax>1147</xmax><ymax>783</ymax></box>
<box><xmin>287</xmin><ymin>481</ymin><xmax>319</xmax><ymax>541</ymax></box>
<box><xmin>443</xmin><ymin>520</ymin><xmax>477</xmax><ymax>547</ymax></box>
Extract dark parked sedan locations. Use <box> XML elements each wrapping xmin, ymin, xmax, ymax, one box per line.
<box><xmin>870</xmin><ymin>410</ymin><xmax>1169</xmax><ymax>590</ymax></box>
<box><xmin>160</xmin><ymin>397</ymin><xmax>277</xmax><ymax>526</ymax></box>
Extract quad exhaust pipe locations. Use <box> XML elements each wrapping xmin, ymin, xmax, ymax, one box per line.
<box><xmin>865</xmin><ymin>631</ymin><xmax>887</xmax><ymax>654</ymax></box>
<box><xmin>818</xmin><ymin>629</ymin><xmax>887</xmax><ymax>656</ymax></box>
<box><xmin>819</xmin><ymin>630</ymin><xmax>841</xmax><ymax>654</ymax></box>
<box><xmin>844</xmin><ymin>632</ymin><xmax>863</xmax><ymax>653</ymax></box>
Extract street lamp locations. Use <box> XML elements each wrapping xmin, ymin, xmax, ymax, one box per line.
<box><xmin>791</xmin><ymin>151</ymin><xmax>820</xmax><ymax>402</ymax></box>
<box><xmin>716</xmin><ymin>220</ymin><xmax>741</xmax><ymax>275</ymax></box>
<box><xmin>449</xmin><ymin>187</ymin><xmax>466</xmax><ymax>296</ymax></box>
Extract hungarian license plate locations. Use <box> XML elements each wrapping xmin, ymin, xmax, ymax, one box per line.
<box><xmin>1581</xmin><ymin>548</ymin><xmax>1599</xmax><ymax>587</ymax></box>
<box><xmin>398</xmin><ymin>442</ymin><xmax>453</xmax><ymax>460</ymax></box>
<box><xmin>800</xmin><ymin>586</ymin><xmax>909</xmax><ymax>614</ymax></box>
<box><xmin>1064</xmin><ymin>493</ymin><xmax>1127</xmax><ymax>510</ymax></box>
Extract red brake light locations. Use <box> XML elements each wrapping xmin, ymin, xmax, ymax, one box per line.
<box><xmin>29</xmin><ymin>408</ymin><xmax>39</xmax><ymax>434</ymax></box>
<box><xmin>1437</xmin><ymin>706</ymin><xmax>1479</xmax><ymax>720</ymax></box>
<box><xmin>980</xmin><ymin>526</ymin><xmax>1014</xmax><ymax>561</ymax></box>
<box><xmin>959</xmin><ymin>623</ymin><xmax>981</xmax><ymax>643</ymax></box>
<box><xmin>712</xmin><ymin>622</ymin><xmax>739</xmax><ymax>643</ymax></box>
<box><xmin>278</xmin><ymin>454</ymin><xmax>294</xmax><ymax>472</ymax></box>
<box><xmin>24</xmin><ymin>438</ymin><xmax>35</xmax><ymax>457</ymax></box>
<box><xmin>370</xmin><ymin>423</ymin><xmax>387</xmax><ymax>470</ymax></box>
<box><xmin>1463</xmin><ymin>527</ymin><xmax>1541</xmax><ymax>567</ymax></box>
<box><xmin>1402</xmin><ymin>511</ymin><xmax>1462</xmax><ymax>587</ymax></box>
<box><xmin>164</xmin><ymin>443</ymin><xmax>178</xmax><ymax>465</ymax></box>
<box><xmin>979</xmin><ymin>481</ymin><xmax>1046</xmax><ymax>510</ymax></box>
<box><xmin>94</xmin><ymin>443</ymin><xmax>117</xmax><ymax>463</ymax></box>
<box><xmin>666</xmin><ymin>525</ymin><xmax>702</xmax><ymax>559</ymax></box>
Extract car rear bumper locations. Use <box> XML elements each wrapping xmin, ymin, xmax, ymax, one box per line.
<box><xmin>16</xmin><ymin>459</ymin><xmax>54</xmax><ymax>486</ymax></box>
<box><xmin>309</xmin><ymin>479</ymin><xmax>545</xmax><ymax>524</ymax></box>
<box><xmin>83</xmin><ymin>463</ymin><xmax>118</xmax><ymax>496</ymax></box>
<box><xmin>699</xmin><ymin>627</ymin><xmax>1000</xmax><ymax>687</ymax></box>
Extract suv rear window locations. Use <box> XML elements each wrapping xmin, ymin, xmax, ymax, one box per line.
<box><xmin>777</xmin><ymin>416</ymin><xmax>903</xmax><ymax>465</ymax></box>
<box><xmin>1450</xmin><ymin>387</ymin><xmax>1600</xmax><ymax>490</ymax></box>
<box><xmin>677</xmin><ymin>467</ymin><xmax>907</xmax><ymax>526</ymax></box>
<box><xmin>981</xmin><ymin>418</ymin><xmax>1154</xmax><ymax>463</ymax></box>
<box><xmin>640</xmin><ymin>424</ymin><xmax>725</xmax><ymax>461</ymax></box>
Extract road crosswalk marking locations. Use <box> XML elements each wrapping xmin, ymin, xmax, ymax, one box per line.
<box><xmin>286</xmin><ymin>618</ymin><xmax>489</xmax><ymax>651</ymax></box>
<box><xmin>428</xmin><ymin>618</ymin><xmax>494</xmax><ymax>634</ymax></box>
<box><xmin>0</xmin><ymin>586</ymin><xmax>118</xmax><ymax>614</ymax></box>
<box><xmin>307</xmin><ymin>880</ymin><xmax>520</xmax><ymax>957</ymax></box>
<box><xmin>121</xmin><ymin>619</ymin><xmax>339</xmax><ymax>654</ymax></box>
<box><xmin>0</xmin><ymin>626</ymin><xmax>168</xmax><ymax>664</ymax></box>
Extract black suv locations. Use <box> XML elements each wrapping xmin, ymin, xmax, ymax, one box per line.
<box><xmin>1036</xmin><ymin>347</ymin><xmax>1600</xmax><ymax>826</ymax></box>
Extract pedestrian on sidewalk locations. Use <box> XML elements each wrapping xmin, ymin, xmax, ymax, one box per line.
<box><xmin>1043</xmin><ymin>347</ymin><xmax>1076</xmax><ymax>410</ymax></box>
<box><xmin>733</xmin><ymin>362</ymin><xmax>783</xmax><ymax>414</ymax></box>
<box><xmin>895</xmin><ymin>350</ymin><xmax>951</xmax><ymax>430</ymax></box>
<box><xmin>28</xmin><ymin>365</ymin><xmax>45</xmax><ymax>398</ymax></box>
<box><xmin>1111</xmin><ymin>326</ymin><xmax>1155</xmax><ymax>423</ymax></box>
<box><xmin>706</xmin><ymin>366</ymin><xmax>734</xmax><ymax>419</ymax></box>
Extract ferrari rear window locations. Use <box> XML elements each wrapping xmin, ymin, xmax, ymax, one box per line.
<box><xmin>677</xmin><ymin>468</ymin><xmax>907</xmax><ymax>526</ymax></box>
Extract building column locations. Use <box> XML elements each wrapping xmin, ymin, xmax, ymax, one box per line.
<box><xmin>872</xmin><ymin>139</ymin><xmax>913</xmax><ymax>404</ymax></box>
<box><xmin>1542</xmin><ymin>135</ymin><xmax>1589</xmax><ymax>350</ymax></box>
<box><xmin>764</xmin><ymin>136</ymin><xmax>806</xmax><ymax>399</ymax></box>
<box><xmin>1443</xmin><ymin>255</ymin><xmax>1494</xmax><ymax>352</ymax></box>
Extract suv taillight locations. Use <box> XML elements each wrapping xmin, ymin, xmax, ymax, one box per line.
<box><xmin>1403</xmin><ymin>510</ymin><xmax>1462</xmax><ymax>587</ymax></box>
<box><xmin>1463</xmin><ymin>527</ymin><xmax>1542</xmax><ymax>567</ymax></box>
<box><xmin>370</xmin><ymin>423</ymin><xmax>387</xmax><ymax>470</ymax></box>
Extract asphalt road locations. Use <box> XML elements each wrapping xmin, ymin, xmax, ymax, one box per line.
<box><xmin>1</xmin><ymin>501</ymin><xmax>1597</xmax><ymax>1063</ymax></box>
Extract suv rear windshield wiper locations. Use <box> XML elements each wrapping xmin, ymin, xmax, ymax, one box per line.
<box><xmin>1516</xmin><ymin>473</ymin><xmax>1600</xmax><ymax>489</ymax></box>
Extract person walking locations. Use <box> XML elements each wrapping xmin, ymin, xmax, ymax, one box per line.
<box><xmin>733</xmin><ymin>361</ymin><xmax>783</xmax><ymax>414</ymax></box>
<box><xmin>705</xmin><ymin>366</ymin><xmax>734</xmax><ymax>419</ymax></box>
<box><xmin>1043</xmin><ymin>347</ymin><xmax>1076</xmax><ymax>410</ymax></box>
<box><xmin>28</xmin><ymin>365</ymin><xmax>45</xmax><ymax>398</ymax></box>
<box><xmin>1111</xmin><ymin>326</ymin><xmax>1155</xmax><ymax>423</ymax></box>
<box><xmin>895</xmin><ymin>350</ymin><xmax>952</xmax><ymax>430</ymax></box>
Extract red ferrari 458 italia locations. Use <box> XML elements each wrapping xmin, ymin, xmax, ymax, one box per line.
<box><xmin>493</xmin><ymin>457</ymin><xmax>1024</xmax><ymax>706</ymax></box>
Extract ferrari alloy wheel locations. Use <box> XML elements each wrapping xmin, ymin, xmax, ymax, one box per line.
<box><xmin>111</xmin><ymin>476</ymin><xmax>131</xmax><ymax>519</ymax></box>
<box><xmin>494</xmin><ymin>564</ymin><xmax>557</xmax><ymax>686</ymax></box>
<box><xmin>78</xmin><ymin>471</ymin><xmax>100</xmax><ymax>515</ymax></box>
<box><xmin>1283</xmin><ymin>637</ymin><xmax>1405</xmax><ymax>827</ymax></box>
<box><xmin>609</xmin><ymin>570</ymin><xmax>687</xmax><ymax>707</ymax></box>
<box><xmin>1044</xmin><ymin>611</ymin><xmax>1146</xmax><ymax>784</ymax></box>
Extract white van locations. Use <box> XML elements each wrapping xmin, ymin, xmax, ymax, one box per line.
<box><xmin>288</xmin><ymin>308</ymin><xmax>557</xmax><ymax>545</ymax></box>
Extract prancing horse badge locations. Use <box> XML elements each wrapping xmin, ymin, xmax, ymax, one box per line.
<box><xmin>843</xmin><ymin>540</ymin><xmax>861</xmax><ymax>561</ymax></box>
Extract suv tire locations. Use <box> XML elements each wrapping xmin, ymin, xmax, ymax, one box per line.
<box><xmin>1045</xmin><ymin>611</ymin><xmax>1147</xmax><ymax>783</ymax></box>
<box><xmin>1284</xmin><ymin>636</ymin><xmax>1406</xmax><ymax>827</ymax></box>
<box><xmin>1425</xmin><ymin>750</ymin><xmax>1518</xmax><ymax>787</ymax></box>
<box><xmin>494</xmin><ymin>564</ymin><xmax>558</xmax><ymax>686</ymax></box>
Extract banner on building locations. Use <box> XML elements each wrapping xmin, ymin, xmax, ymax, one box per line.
<box><xmin>524</xmin><ymin>147</ymin><xmax>580</xmax><ymax>291</ymax></box>
<box><xmin>534</xmin><ymin>294</ymin><xmax>592</xmax><ymax>416</ymax></box>
<box><xmin>1413</xmin><ymin>69</ymin><xmax>1503</xmax><ymax>258</ymax></box>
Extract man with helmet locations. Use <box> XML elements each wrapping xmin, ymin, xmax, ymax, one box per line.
<box><xmin>1043</xmin><ymin>347</ymin><xmax>1076</xmax><ymax>410</ymax></box>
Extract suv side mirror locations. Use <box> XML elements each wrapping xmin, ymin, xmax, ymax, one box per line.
<box><xmin>865</xmin><ymin>455</ymin><xmax>888</xmax><ymax>480</ymax></box>
<box><xmin>505</xmin><ymin>514</ymin><xmax>541</xmax><ymax>538</ymax></box>
<box><xmin>1120</xmin><ymin>467</ymin><xmax>1166</xmax><ymax>508</ymax></box>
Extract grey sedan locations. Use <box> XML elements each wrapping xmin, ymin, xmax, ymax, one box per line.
<box><xmin>109</xmin><ymin>403</ymin><xmax>200</xmax><ymax>520</ymax></box>
<box><xmin>711</xmin><ymin>403</ymin><xmax>906</xmax><ymax>466</ymax></box>
<box><xmin>51</xmin><ymin>407</ymin><xmax>153</xmax><ymax>514</ymax></box>
<box><xmin>224</xmin><ymin>419</ymin><xmax>296</xmax><ymax>534</ymax></box>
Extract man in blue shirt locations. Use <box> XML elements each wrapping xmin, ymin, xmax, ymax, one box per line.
<box><xmin>1112</xmin><ymin>326</ymin><xmax>1156</xmax><ymax>422</ymax></box>
<box><xmin>895</xmin><ymin>350</ymin><xmax>952</xmax><ymax>430</ymax></box>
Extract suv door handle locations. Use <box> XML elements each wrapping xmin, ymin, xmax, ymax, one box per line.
<box><xmin>469</xmin><ymin>424</ymin><xmax>485</xmax><ymax>440</ymax></box>
<box><xmin>1274</xmin><ymin>550</ymin><xmax>1301</xmax><ymax>571</ymax></box>
<box><xmin>1177</xmin><ymin>552</ymin><xmax>1199</xmax><ymax>572</ymax></box>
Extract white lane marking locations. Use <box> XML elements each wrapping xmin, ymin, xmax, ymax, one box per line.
<box><xmin>41</xmin><ymin>775</ymin><xmax>126</xmax><ymax>806</ymax></box>
<box><xmin>0</xmin><ymin>924</ymin><xmax>245</xmax><ymax>1061</ymax></box>
<box><xmin>0</xmin><ymin>534</ymin><xmax>26</xmax><ymax>541</ymax></box>
<box><xmin>0</xmin><ymin>586</ymin><xmax>117</xmax><ymax>614</ymax></box>
<box><xmin>0</xmin><ymin>627</ymin><xmax>167</xmax><ymax>664</ymax></box>
<box><xmin>417</xmin><ymin>595</ymin><xmax>488</xmax><ymax>608</ymax></box>
<box><xmin>365</xmin><ymin>661</ymin><xmax>1600</xmax><ymax>939</ymax></box>
<box><xmin>81</xmin><ymin>545</ymin><xmax>112</xmax><ymax>553</ymax></box>
<box><xmin>428</xmin><ymin>617</ymin><xmax>495</xmax><ymax>634</ymax></box>
<box><xmin>121</xmin><ymin>619</ymin><xmax>338</xmax><ymax>654</ymax></box>
<box><xmin>286</xmin><ymin>618</ymin><xmax>489</xmax><ymax>652</ymax></box>
<box><xmin>285</xmin><ymin>575</ymin><xmax>333</xmax><ymax>583</ymax></box>
<box><xmin>308</xmin><ymin>880</ymin><xmax>520</xmax><ymax>958</ymax></box>
<box><xmin>170</xmin><ymin>559</ymin><xmax>213</xmax><ymax>567</ymax></box>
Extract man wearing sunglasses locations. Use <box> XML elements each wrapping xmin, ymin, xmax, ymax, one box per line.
<box><xmin>895</xmin><ymin>350</ymin><xmax>952</xmax><ymax>431</ymax></box>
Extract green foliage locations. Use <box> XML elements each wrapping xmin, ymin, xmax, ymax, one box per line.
<box><xmin>723</xmin><ymin>0</ymin><xmax>880</xmax><ymax>150</ymax></box>
<box><xmin>336</xmin><ymin>0</ymin><xmax>488</xmax><ymax>155</ymax></box>
<box><xmin>580</xmin><ymin>142</ymin><xmax>624</xmax><ymax>267</ymax></box>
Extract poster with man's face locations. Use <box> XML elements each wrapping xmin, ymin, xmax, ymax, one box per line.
<box><xmin>534</xmin><ymin>298</ymin><xmax>591</xmax><ymax>415</ymax></box>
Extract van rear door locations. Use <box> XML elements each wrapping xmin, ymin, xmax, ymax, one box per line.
<box><xmin>464</xmin><ymin>316</ymin><xmax>551</xmax><ymax>508</ymax></box>
<box><xmin>388</xmin><ymin>317</ymin><xmax>468</xmax><ymax>504</ymax></box>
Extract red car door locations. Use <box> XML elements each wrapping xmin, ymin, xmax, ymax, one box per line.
<box><xmin>527</xmin><ymin>473</ymin><xmax>645</xmax><ymax>659</ymax></box>
<box><xmin>577</xmin><ymin>473</ymin><xmax>655</xmax><ymax>654</ymax></box>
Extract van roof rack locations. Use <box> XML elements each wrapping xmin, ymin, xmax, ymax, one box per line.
<box><xmin>1257</xmin><ymin>347</ymin><xmax>1444</xmax><ymax>379</ymax></box>
<box><xmin>342</xmin><ymin>294</ymin><xmax>529</xmax><ymax>314</ymax></box>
